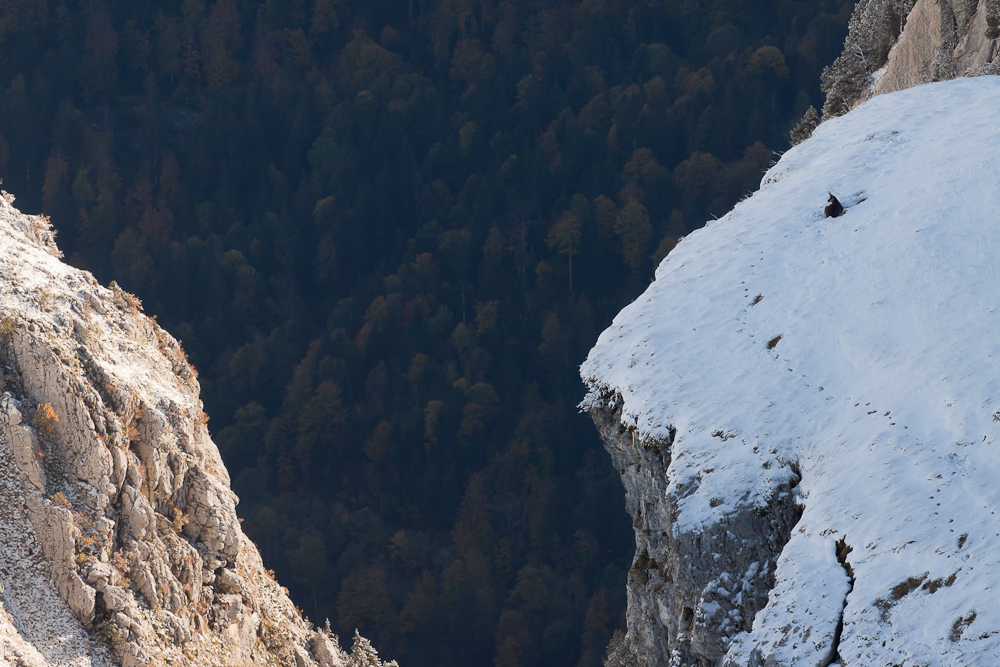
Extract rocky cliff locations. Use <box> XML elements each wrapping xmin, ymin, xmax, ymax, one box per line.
<box><xmin>871</xmin><ymin>0</ymin><xmax>997</xmax><ymax>92</ymax></box>
<box><xmin>822</xmin><ymin>0</ymin><xmax>1000</xmax><ymax>116</ymax></box>
<box><xmin>0</xmin><ymin>193</ymin><xmax>391</xmax><ymax>666</ymax></box>
<box><xmin>584</xmin><ymin>77</ymin><xmax>1000</xmax><ymax>666</ymax></box>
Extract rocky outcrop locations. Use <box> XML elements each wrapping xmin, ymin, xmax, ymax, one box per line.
<box><xmin>822</xmin><ymin>0</ymin><xmax>1000</xmax><ymax>116</ymax></box>
<box><xmin>872</xmin><ymin>0</ymin><xmax>997</xmax><ymax>93</ymax></box>
<box><xmin>0</xmin><ymin>193</ymin><xmax>390</xmax><ymax>665</ymax></box>
<box><xmin>591</xmin><ymin>403</ymin><xmax>801</xmax><ymax>667</ymax></box>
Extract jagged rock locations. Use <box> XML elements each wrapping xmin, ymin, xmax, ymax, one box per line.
<box><xmin>295</xmin><ymin>644</ymin><xmax>318</xmax><ymax>667</ymax></box>
<box><xmin>56</xmin><ymin>569</ymin><xmax>96</xmax><ymax>626</ymax></box>
<box><xmin>217</xmin><ymin>568</ymin><xmax>245</xmax><ymax>594</ymax></box>
<box><xmin>2</xmin><ymin>396</ymin><xmax>46</xmax><ymax>492</ymax></box>
<box><xmin>871</xmin><ymin>0</ymin><xmax>997</xmax><ymax>92</ymax></box>
<box><xmin>100</xmin><ymin>585</ymin><xmax>132</xmax><ymax>615</ymax></box>
<box><xmin>590</xmin><ymin>403</ymin><xmax>801</xmax><ymax>666</ymax></box>
<box><xmin>180</xmin><ymin>467</ymin><xmax>242</xmax><ymax>563</ymax></box>
<box><xmin>0</xmin><ymin>192</ymin><xmax>391</xmax><ymax>665</ymax></box>
<box><xmin>312</xmin><ymin>631</ymin><xmax>347</xmax><ymax>667</ymax></box>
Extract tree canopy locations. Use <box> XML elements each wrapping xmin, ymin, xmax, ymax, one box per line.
<box><xmin>0</xmin><ymin>1</ymin><xmax>850</xmax><ymax>665</ymax></box>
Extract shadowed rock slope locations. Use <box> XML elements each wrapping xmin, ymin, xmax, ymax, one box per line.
<box><xmin>0</xmin><ymin>192</ymin><xmax>393</xmax><ymax>666</ymax></box>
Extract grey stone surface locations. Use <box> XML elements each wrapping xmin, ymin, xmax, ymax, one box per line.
<box><xmin>591</xmin><ymin>402</ymin><xmax>801</xmax><ymax>667</ymax></box>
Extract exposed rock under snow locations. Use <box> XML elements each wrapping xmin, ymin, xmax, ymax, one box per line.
<box><xmin>582</xmin><ymin>77</ymin><xmax>1000</xmax><ymax>666</ymax></box>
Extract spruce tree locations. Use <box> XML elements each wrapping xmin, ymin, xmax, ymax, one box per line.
<box><xmin>789</xmin><ymin>107</ymin><xmax>820</xmax><ymax>146</ymax></box>
<box><xmin>347</xmin><ymin>630</ymin><xmax>398</xmax><ymax>667</ymax></box>
<box><xmin>821</xmin><ymin>0</ymin><xmax>917</xmax><ymax>117</ymax></box>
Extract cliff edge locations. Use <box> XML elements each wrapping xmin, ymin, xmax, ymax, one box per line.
<box><xmin>583</xmin><ymin>77</ymin><xmax>1000</xmax><ymax>666</ymax></box>
<box><xmin>0</xmin><ymin>192</ymin><xmax>391</xmax><ymax>666</ymax></box>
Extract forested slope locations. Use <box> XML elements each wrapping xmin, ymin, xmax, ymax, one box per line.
<box><xmin>0</xmin><ymin>1</ymin><xmax>848</xmax><ymax>665</ymax></box>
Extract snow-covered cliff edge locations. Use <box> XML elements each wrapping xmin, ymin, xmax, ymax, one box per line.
<box><xmin>0</xmin><ymin>193</ymin><xmax>390</xmax><ymax>665</ymax></box>
<box><xmin>583</xmin><ymin>77</ymin><xmax>1000</xmax><ymax>666</ymax></box>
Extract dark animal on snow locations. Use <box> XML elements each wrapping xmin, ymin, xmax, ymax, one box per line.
<box><xmin>824</xmin><ymin>193</ymin><xmax>844</xmax><ymax>218</ymax></box>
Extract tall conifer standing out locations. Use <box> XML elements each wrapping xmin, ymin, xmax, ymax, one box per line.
<box><xmin>614</xmin><ymin>199</ymin><xmax>653</xmax><ymax>273</ymax></box>
<box><xmin>545</xmin><ymin>211</ymin><xmax>582</xmax><ymax>293</ymax></box>
<box><xmin>790</xmin><ymin>106</ymin><xmax>819</xmax><ymax>146</ymax></box>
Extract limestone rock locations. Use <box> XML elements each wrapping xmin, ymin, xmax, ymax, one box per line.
<box><xmin>0</xmin><ymin>192</ymin><xmax>390</xmax><ymax>665</ymax></box>
<box><xmin>872</xmin><ymin>0</ymin><xmax>998</xmax><ymax>94</ymax></box>
<box><xmin>217</xmin><ymin>568</ymin><xmax>245</xmax><ymax>594</ymax></box>
<box><xmin>589</xmin><ymin>404</ymin><xmax>800</xmax><ymax>666</ymax></box>
<box><xmin>829</xmin><ymin>0</ymin><xmax>1000</xmax><ymax>113</ymax></box>
<box><xmin>312</xmin><ymin>631</ymin><xmax>347</xmax><ymax>667</ymax></box>
<box><xmin>2</xmin><ymin>397</ymin><xmax>46</xmax><ymax>492</ymax></box>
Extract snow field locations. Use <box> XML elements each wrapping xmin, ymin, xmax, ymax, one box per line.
<box><xmin>582</xmin><ymin>77</ymin><xmax>1000</xmax><ymax>664</ymax></box>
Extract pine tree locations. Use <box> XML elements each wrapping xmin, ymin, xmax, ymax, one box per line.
<box><xmin>347</xmin><ymin>629</ymin><xmax>398</xmax><ymax>667</ymax></box>
<box><xmin>821</xmin><ymin>0</ymin><xmax>917</xmax><ymax>117</ymax></box>
<box><xmin>545</xmin><ymin>211</ymin><xmax>582</xmax><ymax>293</ymax></box>
<box><xmin>789</xmin><ymin>106</ymin><xmax>819</xmax><ymax>146</ymax></box>
<box><xmin>614</xmin><ymin>199</ymin><xmax>652</xmax><ymax>272</ymax></box>
<box><xmin>85</xmin><ymin>7</ymin><xmax>119</xmax><ymax>94</ymax></box>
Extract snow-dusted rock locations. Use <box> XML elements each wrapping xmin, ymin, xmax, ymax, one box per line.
<box><xmin>583</xmin><ymin>77</ymin><xmax>1000</xmax><ymax>666</ymax></box>
<box><xmin>591</xmin><ymin>404</ymin><xmax>802</xmax><ymax>666</ymax></box>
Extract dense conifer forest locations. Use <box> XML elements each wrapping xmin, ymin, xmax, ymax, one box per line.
<box><xmin>0</xmin><ymin>1</ymin><xmax>850</xmax><ymax>664</ymax></box>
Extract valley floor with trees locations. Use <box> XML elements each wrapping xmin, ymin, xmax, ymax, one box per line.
<box><xmin>0</xmin><ymin>1</ymin><xmax>849</xmax><ymax>665</ymax></box>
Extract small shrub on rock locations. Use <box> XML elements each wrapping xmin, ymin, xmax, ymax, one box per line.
<box><xmin>32</xmin><ymin>403</ymin><xmax>58</xmax><ymax>437</ymax></box>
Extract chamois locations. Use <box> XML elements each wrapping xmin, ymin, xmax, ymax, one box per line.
<box><xmin>824</xmin><ymin>193</ymin><xmax>844</xmax><ymax>218</ymax></box>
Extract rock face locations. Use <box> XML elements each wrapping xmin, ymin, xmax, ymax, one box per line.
<box><xmin>591</xmin><ymin>404</ymin><xmax>801</xmax><ymax>666</ymax></box>
<box><xmin>583</xmin><ymin>77</ymin><xmax>1000</xmax><ymax>666</ymax></box>
<box><xmin>0</xmin><ymin>194</ymin><xmax>385</xmax><ymax>665</ymax></box>
<box><xmin>872</xmin><ymin>0</ymin><xmax>997</xmax><ymax>93</ymax></box>
<box><xmin>823</xmin><ymin>0</ymin><xmax>1000</xmax><ymax>116</ymax></box>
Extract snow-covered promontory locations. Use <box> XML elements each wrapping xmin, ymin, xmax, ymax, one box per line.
<box><xmin>582</xmin><ymin>77</ymin><xmax>1000</xmax><ymax>666</ymax></box>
